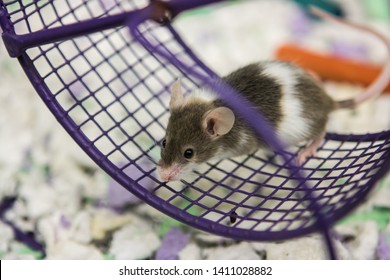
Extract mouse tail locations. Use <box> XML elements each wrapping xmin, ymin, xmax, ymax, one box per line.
<box><xmin>310</xmin><ymin>6</ymin><xmax>390</xmax><ymax>109</ymax></box>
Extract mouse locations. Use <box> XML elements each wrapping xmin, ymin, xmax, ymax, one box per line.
<box><xmin>157</xmin><ymin>7</ymin><xmax>390</xmax><ymax>182</ymax></box>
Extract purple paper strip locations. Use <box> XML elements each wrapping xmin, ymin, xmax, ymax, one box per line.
<box><xmin>155</xmin><ymin>228</ymin><xmax>191</xmax><ymax>260</ymax></box>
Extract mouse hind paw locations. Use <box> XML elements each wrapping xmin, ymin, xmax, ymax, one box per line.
<box><xmin>297</xmin><ymin>147</ymin><xmax>318</xmax><ymax>165</ymax></box>
<box><xmin>297</xmin><ymin>132</ymin><xmax>325</xmax><ymax>165</ymax></box>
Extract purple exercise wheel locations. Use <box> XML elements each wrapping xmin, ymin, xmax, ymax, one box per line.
<box><xmin>0</xmin><ymin>0</ymin><xmax>389</xmax><ymax>259</ymax></box>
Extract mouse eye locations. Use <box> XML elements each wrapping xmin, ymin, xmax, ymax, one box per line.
<box><xmin>184</xmin><ymin>148</ymin><xmax>194</xmax><ymax>159</ymax></box>
<box><xmin>162</xmin><ymin>139</ymin><xmax>166</xmax><ymax>148</ymax></box>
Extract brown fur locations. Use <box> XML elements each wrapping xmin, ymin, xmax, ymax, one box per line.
<box><xmin>159</xmin><ymin>7</ymin><xmax>390</xmax><ymax>178</ymax></box>
<box><xmin>161</xmin><ymin>63</ymin><xmax>285</xmax><ymax>165</ymax></box>
<box><xmin>161</xmin><ymin>101</ymin><xmax>217</xmax><ymax>166</ymax></box>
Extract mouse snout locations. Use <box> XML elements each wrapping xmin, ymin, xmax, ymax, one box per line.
<box><xmin>157</xmin><ymin>163</ymin><xmax>182</xmax><ymax>182</ymax></box>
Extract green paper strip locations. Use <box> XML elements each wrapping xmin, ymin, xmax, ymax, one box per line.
<box><xmin>158</xmin><ymin>216</ymin><xmax>183</xmax><ymax>237</ymax></box>
<box><xmin>181</xmin><ymin>0</ymin><xmax>239</xmax><ymax>18</ymax></box>
<box><xmin>16</xmin><ymin>246</ymin><xmax>44</xmax><ymax>259</ymax></box>
<box><xmin>362</xmin><ymin>0</ymin><xmax>390</xmax><ymax>20</ymax></box>
<box><xmin>104</xmin><ymin>253</ymin><xmax>115</xmax><ymax>260</ymax></box>
<box><xmin>339</xmin><ymin>207</ymin><xmax>390</xmax><ymax>231</ymax></box>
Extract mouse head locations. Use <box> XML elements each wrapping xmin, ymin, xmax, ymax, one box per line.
<box><xmin>157</xmin><ymin>80</ymin><xmax>235</xmax><ymax>182</ymax></box>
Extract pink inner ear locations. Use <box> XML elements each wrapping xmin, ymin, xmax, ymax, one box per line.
<box><xmin>204</xmin><ymin>107</ymin><xmax>235</xmax><ymax>137</ymax></box>
<box><xmin>206</xmin><ymin>118</ymin><xmax>217</xmax><ymax>136</ymax></box>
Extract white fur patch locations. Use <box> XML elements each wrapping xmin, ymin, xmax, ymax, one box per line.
<box><xmin>185</xmin><ymin>88</ymin><xmax>217</xmax><ymax>105</ymax></box>
<box><xmin>238</xmin><ymin>132</ymin><xmax>250</xmax><ymax>148</ymax></box>
<box><xmin>262</xmin><ymin>63</ymin><xmax>310</xmax><ymax>145</ymax></box>
<box><xmin>213</xmin><ymin>147</ymin><xmax>233</xmax><ymax>160</ymax></box>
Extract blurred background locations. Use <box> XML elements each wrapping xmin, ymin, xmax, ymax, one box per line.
<box><xmin>0</xmin><ymin>0</ymin><xmax>390</xmax><ymax>259</ymax></box>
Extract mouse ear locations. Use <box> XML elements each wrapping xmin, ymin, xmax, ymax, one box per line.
<box><xmin>203</xmin><ymin>107</ymin><xmax>235</xmax><ymax>138</ymax></box>
<box><xmin>169</xmin><ymin>79</ymin><xmax>184</xmax><ymax>110</ymax></box>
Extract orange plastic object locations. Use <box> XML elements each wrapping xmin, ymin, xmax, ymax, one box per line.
<box><xmin>275</xmin><ymin>44</ymin><xmax>390</xmax><ymax>94</ymax></box>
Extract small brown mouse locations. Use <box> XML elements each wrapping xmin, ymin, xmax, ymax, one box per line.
<box><xmin>157</xmin><ymin>7</ymin><xmax>390</xmax><ymax>182</ymax></box>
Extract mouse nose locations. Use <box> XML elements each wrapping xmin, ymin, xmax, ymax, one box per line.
<box><xmin>157</xmin><ymin>165</ymin><xmax>180</xmax><ymax>182</ymax></box>
<box><xmin>157</xmin><ymin>166</ymin><xmax>171</xmax><ymax>182</ymax></box>
<box><xmin>160</xmin><ymin>171</ymin><xmax>175</xmax><ymax>182</ymax></box>
<box><xmin>162</xmin><ymin>175</ymin><xmax>172</xmax><ymax>182</ymax></box>
<box><xmin>158</xmin><ymin>173</ymin><xmax>172</xmax><ymax>182</ymax></box>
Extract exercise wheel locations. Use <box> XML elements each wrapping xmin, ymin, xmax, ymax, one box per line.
<box><xmin>0</xmin><ymin>0</ymin><xmax>389</xmax><ymax>259</ymax></box>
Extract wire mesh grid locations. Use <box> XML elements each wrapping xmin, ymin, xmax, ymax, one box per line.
<box><xmin>1</xmin><ymin>0</ymin><xmax>390</xmax><ymax>255</ymax></box>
